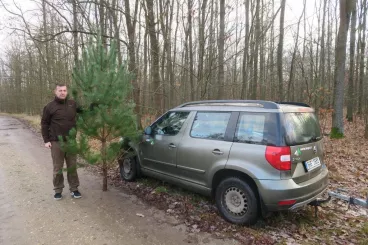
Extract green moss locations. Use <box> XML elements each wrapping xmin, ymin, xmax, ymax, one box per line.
<box><xmin>330</xmin><ymin>127</ymin><xmax>344</xmax><ymax>139</ymax></box>
<box><xmin>154</xmin><ymin>186</ymin><xmax>168</xmax><ymax>193</ymax></box>
<box><xmin>361</xmin><ymin>222</ymin><xmax>368</xmax><ymax>234</ymax></box>
<box><xmin>359</xmin><ymin>240</ymin><xmax>368</xmax><ymax>245</ymax></box>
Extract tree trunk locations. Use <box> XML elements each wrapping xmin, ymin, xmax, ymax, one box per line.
<box><xmin>188</xmin><ymin>0</ymin><xmax>194</xmax><ymax>100</ymax></box>
<box><xmin>72</xmin><ymin>0</ymin><xmax>79</xmax><ymax>65</ymax></box>
<box><xmin>346</xmin><ymin>0</ymin><xmax>356</xmax><ymax>122</ymax></box>
<box><xmin>327</xmin><ymin>2</ymin><xmax>333</xmax><ymax>108</ymax></box>
<box><xmin>99</xmin><ymin>0</ymin><xmax>107</xmax><ymax>46</ymax></box>
<box><xmin>198</xmin><ymin>0</ymin><xmax>208</xmax><ymax>99</ymax></box>
<box><xmin>358</xmin><ymin>0</ymin><xmax>367</xmax><ymax>115</ymax></box>
<box><xmin>145</xmin><ymin>0</ymin><xmax>161</xmax><ymax>117</ymax></box>
<box><xmin>317</xmin><ymin>0</ymin><xmax>327</xmax><ymax>110</ymax></box>
<box><xmin>269</xmin><ymin>0</ymin><xmax>275</xmax><ymax>100</ymax></box>
<box><xmin>125</xmin><ymin>0</ymin><xmax>142</xmax><ymax>128</ymax></box>
<box><xmin>217</xmin><ymin>0</ymin><xmax>225</xmax><ymax>99</ymax></box>
<box><xmin>42</xmin><ymin>0</ymin><xmax>51</xmax><ymax>89</ymax></box>
<box><xmin>171</xmin><ymin>1</ymin><xmax>180</xmax><ymax>107</ymax></box>
<box><xmin>287</xmin><ymin>1</ymin><xmax>304</xmax><ymax>102</ymax></box>
<box><xmin>101</xmin><ymin>139</ymin><xmax>107</xmax><ymax>191</ymax></box>
<box><xmin>277</xmin><ymin>0</ymin><xmax>286</xmax><ymax>101</ymax></box>
<box><xmin>331</xmin><ymin>0</ymin><xmax>352</xmax><ymax>137</ymax></box>
<box><xmin>259</xmin><ymin>0</ymin><xmax>265</xmax><ymax>100</ymax></box>
<box><xmin>241</xmin><ymin>0</ymin><xmax>250</xmax><ymax>99</ymax></box>
<box><xmin>102</xmin><ymin>162</ymin><xmax>108</xmax><ymax>191</ymax></box>
<box><xmin>143</xmin><ymin>30</ymin><xmax>148</xmax><ymax>113</ymax></box>
<box><xmin>111</xmin><ymin>0</ymin><xmax>122</xmax><ymax>66</ymax></box>
<box><xmin>251</xmin><ymin>0</ymin><xmax>260</xmax><ymax>100</ymax></box>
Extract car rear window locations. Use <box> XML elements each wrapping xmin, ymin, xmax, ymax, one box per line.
<box><xmin>283</xmin><ymin>112</ymin><xmax>322</xmax><ymax>146</ymax></box>
<box><xmin>234</xmin><ymin>112</ymin><xmax>278</xmax><ymax>146</ymax></box>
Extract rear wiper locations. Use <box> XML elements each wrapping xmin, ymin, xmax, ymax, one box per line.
<box><xmin>307</xmin><ymin>136</ymin><xmax>322</xmax><ymax>143</ymax></box>
<box><xmin>312</xmin><ymin>136</ymin><xmax>322</xmax><ymax>141</ymax></box>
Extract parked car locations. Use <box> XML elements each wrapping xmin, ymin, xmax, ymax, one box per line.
<box><xmin>118</xmin><ymin>100</ymin><xmax>329</xmax><ymax>225</ymax></box>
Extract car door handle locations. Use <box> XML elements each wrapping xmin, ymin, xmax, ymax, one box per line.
<box><xmin>169</xmin><ymin>143</ymin><xmax>176</xmax><ymax>149</ymax></box>
<box><xmin>212</xmin><ymin>149</ymin><xmax>224</xmax><ymax>155</ymax></box>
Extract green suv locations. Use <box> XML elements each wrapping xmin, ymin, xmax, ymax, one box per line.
<box><xmin>119</xmin><ymin>100</ymin><xmax>329</xmax><ymax>225</ymax></box>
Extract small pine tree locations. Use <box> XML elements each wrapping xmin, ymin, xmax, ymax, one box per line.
<box><xmin>62</xmin><ymin>36</ymin><xmax>139</xmax><ymax>191</ymax></box>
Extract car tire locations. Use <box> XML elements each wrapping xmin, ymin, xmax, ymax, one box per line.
<box><xmin>119</xmin><ymin>156</ymin><xmax>138</xmax><ymax>182</ymax></box>
<box><xmin>215</xmin><ymin>177</ymin><xmax>259</xmax><ymax>225</ymax></box>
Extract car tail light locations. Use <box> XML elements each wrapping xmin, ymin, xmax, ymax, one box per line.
<box><xmin>278</xmin><ymin>200</ymin><xmax>296</xmax><ymax>206</ymax></box>
<box><xmin>265</xmin><ymin>146</ymin><xmax>291</xmax><ymax>171</ymax></box>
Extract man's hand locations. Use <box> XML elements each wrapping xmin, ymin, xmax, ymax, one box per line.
<box><xmin>45</xmin><ymin>142</ymin><xmax>52</xmax><ymax>148</ymax></box>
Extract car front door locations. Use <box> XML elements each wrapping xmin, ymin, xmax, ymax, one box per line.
<box><xmin>139</xmin><ymin>111</ymin><xmax>190</xmax><ymax>176</ymax></box>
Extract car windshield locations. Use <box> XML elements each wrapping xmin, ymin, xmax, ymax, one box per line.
<box><xmin>284</xmin><ymin>112</ymin><xmax>322</xmax><ymax>146</ymax></box>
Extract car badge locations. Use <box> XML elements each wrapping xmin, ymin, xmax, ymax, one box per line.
<box><xmin>295</xmin><ymin>148</ymin><xmax>302</xmax><ymax>156</ymax></box>
<box><xmin>313</xmin><ymin>146</ymin><xmax>317</xmax><ymax>154</ymax></box>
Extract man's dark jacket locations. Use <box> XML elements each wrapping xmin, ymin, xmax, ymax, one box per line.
<box><xmin>41</xmin><ymin>97</ymin><xmax>79</xmax><ymax>143</ymax></box>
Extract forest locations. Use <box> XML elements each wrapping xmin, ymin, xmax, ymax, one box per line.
<box><xmin>0</xmin><ymin>0</ymin><xmax>366</xmax><ymax>137</ymax></box>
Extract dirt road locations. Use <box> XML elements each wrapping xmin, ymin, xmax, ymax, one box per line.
<box><xmin>0</xmin><ymin>115</ymin><xmax>239</xmax><ymax>245</ymax></box>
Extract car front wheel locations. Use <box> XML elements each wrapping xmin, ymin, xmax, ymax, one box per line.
<box><xmin>119</xmin><ymin>156</ymin><xmax>137</xmax><ymax>181</ymax></box>
<box><xmin>215</xmin><ymin>177</ymin><xmax>259</xmax><ymax>225</ymax></box>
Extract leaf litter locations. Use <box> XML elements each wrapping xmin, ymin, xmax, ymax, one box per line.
<box><xmin>91</xmin><ymin>112</ymin><xmax>368</xmax><ymax>245</ymax></box>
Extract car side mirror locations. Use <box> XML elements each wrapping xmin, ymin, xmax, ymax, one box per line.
<box><xmin>144</xmin><ymin>126</ymin><xmax>152</xmax><ymax>135</ymax></box>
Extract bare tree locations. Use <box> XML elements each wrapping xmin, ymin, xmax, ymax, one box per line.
<box><xmin>347</xmin><ymin>0</ymin><xmax>357</xmax><ymax>122</ymax></box>
<box><xmin>0</xmin><ymin>0</ymin><xmax>366</xmax><ymax>144</ymax></box>
<box><xmin>241</xmin><ymin>0</ymin><xmax>250</xmax><ymax>99</ymax></box>
<box><xmin>277</xmin><ymin>0</ymin><xmax>286</xmax><ymax>100</ymax></box>
<box><xmin>331</xmin><ymin>0</ymin><xmax>353</xmax><ymax>137</ymax></box>
<box><xmin>198</xmin><ymin>0</ymin><xmax>208</xmax><ymax>99</ymax></box>
<box><xmin>144</xmin><ymin>0</ymin><xmax>161</xmax><ymax>117</ymax></box>
<box><xmin>216</xmin><ymin>0</ymin><xmax>225</xmax><ymax>99</ymax></box>
<box><xmin>358</xmin><ymin>0</ymin><xmax>367</xmax><ymax>115</ymax></box>
<box><xmin>187</xmin><ymin>0</ymin><xmax>194</xmax><ymax>100</ymax></box>
<box><xmin>72</xmin><ymin>0</ymin><xmax>79</xmax><ymax>65</ymax></box>
<box><xmin>287</xmin><ymin>0</ymin><xmax>305</xmax><ymax>102</ymax></box>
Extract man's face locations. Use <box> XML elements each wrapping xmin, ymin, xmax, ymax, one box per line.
<box><xmin>55</xmin><ymin>86</ymin><xmax>68</xmax><ymax>100</ymax></box>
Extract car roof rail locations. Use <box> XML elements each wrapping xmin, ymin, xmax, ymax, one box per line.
<box><xmin>275</xmin><ymin>101</ymin><xmax>311</xmax><ymax>107</ymax></box>
<box><xmin>176</xmin><ymin>100</ymin><xmax>280</xmax><ymax>109</ymax></box>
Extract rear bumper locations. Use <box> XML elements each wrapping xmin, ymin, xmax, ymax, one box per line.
<box><xmin>257</xmin><ymin>166</ymin><xmax>329</xmax><ymax>211</ymax></box>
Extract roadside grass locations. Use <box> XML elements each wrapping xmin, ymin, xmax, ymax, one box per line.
<box><xmin>0</xmin><ymin>113</ymin><xmax>41</xmax><ymax>132</ymax></box>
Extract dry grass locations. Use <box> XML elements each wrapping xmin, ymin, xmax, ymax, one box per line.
<box><xmin>0</xmin><ymin>113</ymin><xmax>41</xmax><ymax>132</ymax></box>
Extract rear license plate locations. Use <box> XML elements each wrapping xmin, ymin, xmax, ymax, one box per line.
<box><xmin>305</xmin><ymin>157</ymin><xmax>321</xmax><ymax>171</ymax></box>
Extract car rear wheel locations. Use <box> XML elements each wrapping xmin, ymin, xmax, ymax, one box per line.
<box><xmin>119</xmin><ymin>156</ymin><xmax>137</xmax><ymax>181</ymax></box>
<box><xmin>215</xmin><ymin>177</ymin><xmax>259</xmax><ymax>225</ymax></box>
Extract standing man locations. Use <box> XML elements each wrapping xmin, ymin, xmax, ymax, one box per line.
<box><xmin>41</xmin><ymin>83</ymin><xmax>82</xmax><ymax>200</ymax></box>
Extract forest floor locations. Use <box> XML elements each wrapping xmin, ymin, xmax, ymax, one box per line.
<box><xmin>3</xmin><ymin>111</ymin><xmax>367</xmax><ymax>245</ymax></box>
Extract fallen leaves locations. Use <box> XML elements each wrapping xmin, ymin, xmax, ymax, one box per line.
<box><xmin>98</xmin><ymin>111</ymin><xmax>368</xmax><ymax>245</ymax></box>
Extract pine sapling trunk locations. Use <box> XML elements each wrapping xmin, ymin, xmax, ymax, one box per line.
<box><xmin>103</xmin><ymin>161</ymin><xmax>108</xmax><ymax>191</ymax></box>
<box><xmin>101</xmin><ymin>139</ymin><xmax>108</xmax><ymax>191</ymax></box>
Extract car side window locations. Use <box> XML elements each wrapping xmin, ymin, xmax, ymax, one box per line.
<box><xmin>234</xmin><ymin>112</ymin><xmax>277</xmax><ymax>146</ymax></box>
<box><xmin>151</xmin><ymin>111</ymin><xmax>190</xmax><ymax>136</ymax></box>
<box><xmin>190</xmin><ymin>112</ymin><xmax>231</xmax><ymax>140</ymax></box>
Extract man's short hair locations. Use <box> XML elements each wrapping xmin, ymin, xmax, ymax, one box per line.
<box><xmin>55</xmin><ymin>83</ymin><xmax>67</xmax><ymax>88</ymax></box>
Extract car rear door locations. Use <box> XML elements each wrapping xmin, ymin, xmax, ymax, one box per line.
<box><xmin>176</xmin><ymin>111</ymin><xmax>234</xmax><ymax>186</ymax></box>
<box><xmin>282</xmin><ymin>111</ymin><xmax>324</xmax><ymax>183</ymax></box>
